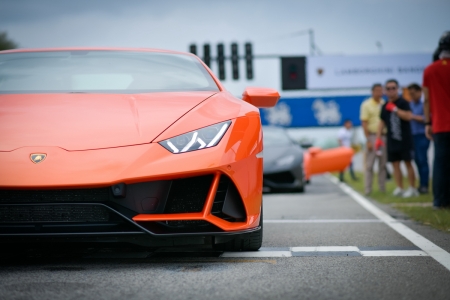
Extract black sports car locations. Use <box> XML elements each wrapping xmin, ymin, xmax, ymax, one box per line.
<box><xmin>262</xmin><ymin>126</ymin><xmax>305</xmax><ymax>192</ymax></box>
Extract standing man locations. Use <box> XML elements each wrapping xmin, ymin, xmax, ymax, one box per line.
<box><xmin>338</xmin><ymin>119</ymin><xmax>357</xmax><ymax>182</ymax></box>
<box><xmin>408</xmin><ymin>83</ymin><xmax>430</xmax><ymax>194</ymax></box>
<box><xmin>423</xmin><ymin>31</ymin><xmax>450</xmax><ymax>209</ymax></box>
<box><xmin>377</xmin><ymin>79</ymin><xmax>418</xmax><ymax>198</ymax></box>
<box><xmin>360</xmin><ymin>83</ymin><xmax>386</xmax><ymax>195</ymax></box>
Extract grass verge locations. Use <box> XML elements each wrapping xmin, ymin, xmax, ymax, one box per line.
<box><xmin>334</xmin><ymin>171</ymin><xmax>450</xmax><ymax>232</ymax></box>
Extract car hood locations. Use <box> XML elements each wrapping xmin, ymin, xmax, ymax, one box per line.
<box><xmin>0</xmin><ymin>91</ymin><xmax>217</xmax><ymax>151</ymax></box>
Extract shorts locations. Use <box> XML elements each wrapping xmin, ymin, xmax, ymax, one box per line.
<box><xmin>387</xmin><ymin>149</ymin><xmax>414</xmax><ymax>162</ymax></box>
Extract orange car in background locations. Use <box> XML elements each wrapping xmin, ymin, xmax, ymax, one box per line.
<box><xmin>303</xmin><ymin>146</ymin><xmax>354</xmax><ymax>181</ymax></box>
<box><xmin>0</xmin><ymin>48</ymin><xmax>279</xmax><ymax>251</ymax></box>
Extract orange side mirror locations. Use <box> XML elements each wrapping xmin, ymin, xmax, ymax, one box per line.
<box><xmin>308</xmin><ymin>147</ymin><xmax>322</xmax><ymax>156</ymax></box>
<box><xmin>242</xmin><ymin>87</ymin><xmax>280</xmax><ymax>108</ymax></box>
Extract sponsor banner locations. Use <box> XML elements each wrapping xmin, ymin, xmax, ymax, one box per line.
<box><xmin>307</xmin><ymin>53</ymin><xmax>432</xmax><ymax>89</ymax></box>
<box><xmin>260</xmin><ymin>96</ymin><xmax>369</xmax><ymax>127</ymax></box>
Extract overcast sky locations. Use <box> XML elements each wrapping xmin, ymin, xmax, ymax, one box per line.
<box><xmin>1</xmin><ymin>0</ymin><xmax>449</xmax><ymax>55</ymax></box>
<box><xmin>1</xmin><ymin>0</ymin><xmax>449</xmax><ymax>95</ymax></box>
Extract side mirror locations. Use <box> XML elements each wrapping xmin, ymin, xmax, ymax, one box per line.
<box><xmin>300</xmin><ymin>141</ymin><xmax>313</xmax><ymax>149</ymax></box>
<box><xmin>308</xmin><ymin>147</ymin><xmax>322</xmax><ymax>156</ymax></box>
<box><xmin>242</xmin><ymin>87</ymin><xmax>280</xmax><ymax>108</ymax></box>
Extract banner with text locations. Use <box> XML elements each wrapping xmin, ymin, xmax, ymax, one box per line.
<box><xmin>307</xmin><ymin>53</ymin><xmax>432</xmax><ymax>89</ymax></box>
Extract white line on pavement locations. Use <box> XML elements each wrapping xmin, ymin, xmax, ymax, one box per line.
<box><xmin>328</xmin><ymin>174</ymin><xmax>450</xmax><ymax>271</ymax></box>
<box><xmin>221</xmin><ymin>247</ymin><xmax>429</xmax><ymax>258</ymax></box>
<box><xmin>221</xmin><ymin>251</ymin><xmax>293</xmax><ymax>258</ymax></box>
<box><xmin>360</xmin><ymin>250</ymin><xmax>428</xmax><ymax>257</ymax></box>
<box><xmin>291</xmin><ymin>246</ymin><xmax>360</xmax><ymax>252</ymax></box>
<box><xmin>265</xmin><ymin>219</ymin><xmax>382</xmax><ymax>223</ymax></box>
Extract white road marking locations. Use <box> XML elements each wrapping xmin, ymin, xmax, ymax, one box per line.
<box><xmin>291</xmin><ymin>246</ymin><xmax>360</xmax><ymax>252</ymax></box>
<box><xmin>361</xmin><ymin>250</ymin><xmax>428</xmax><ymax>257</ymax></box>
<box><xmin>221</xmin><ymin>251</ymin><xmax>292</xmax><ymax>258</ymax></box>
<box><xmin>265</xmin><ymin>219</ymin><xmax>382</xmax><ymax>223</ymax></box>
<box><xmin>221</xmin><ymin>247</ymin><xmax>429</xmax><ymax>258</ymax></box>
<box><xmin>328</xmin><ymin>174</ymin><xmax>450</xmax><ymax>271</ymax></box>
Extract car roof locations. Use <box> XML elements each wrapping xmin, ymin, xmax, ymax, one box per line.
<box><xmin>0</xmin><ymin>47</ymin><xmax>194</xmax><ymax>56</ymax></box>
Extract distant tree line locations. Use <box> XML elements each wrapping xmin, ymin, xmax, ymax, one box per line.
<box><xmin>0</xmin><ymin>32</ymin><xmax>18</xmax><ymax>50</ymax></box>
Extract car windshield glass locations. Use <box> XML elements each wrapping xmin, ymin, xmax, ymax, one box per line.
<box><xmin>0</xmin><ymin>51</ymin><xmax>219</xmax><ymax>94</ymax></box>
<box><xmin>263</xmin><ymin>128</ymin><xmax>292</xmax><ymax>146</ymax></box>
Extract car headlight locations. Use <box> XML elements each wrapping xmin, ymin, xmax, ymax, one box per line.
<box><xmin>276</xmin><ymin>155</ymin><xmax>295</xmax><ymax>166</ymax></box>
<box><xmin>159</xmin><ymin>120</ymin><xmax>231</xmax><ymax>154</ymax></box>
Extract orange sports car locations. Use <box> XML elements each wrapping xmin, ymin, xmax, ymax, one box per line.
<box><xmin>0</xmin><ymin>48</ymin><xmax>279</xmax><ymax>251</ymax></box>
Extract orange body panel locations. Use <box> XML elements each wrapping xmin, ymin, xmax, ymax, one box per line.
<box><xmin>0</xmin><ymin>106</ymin><xmax>262</xmax><ymax>187</ymax></box>
<box><xmin>0</xmin><ymin>92</ymin><xmax>216</xmax><ymax>151</ymax></box>
<box><xmin>0</xmin><ymin>109</ymin><xmax>263</xmax><ymax>232</ymax></box>
<box><xmin>303</xmin><ymin>147</ymin><xmax>354</xmax><ymax>180</ymax></box>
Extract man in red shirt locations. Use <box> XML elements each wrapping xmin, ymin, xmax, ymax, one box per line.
<box><xmin>423</xmin><ymin>31</ymin><xmax>450</xmax><ymax>209</ymax></box>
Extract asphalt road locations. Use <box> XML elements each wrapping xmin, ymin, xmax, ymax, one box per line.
<box><xmin>1</xmin><ymin>175</ymin><xmax>450</xmax><ymax>300</ymax></box>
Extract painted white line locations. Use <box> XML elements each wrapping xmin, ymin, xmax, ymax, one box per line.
<box><xmin>265</xmin><ymin>219</ymin><xmax>382</xmax><ymax>224</ymax></box>
<box><xmin>361</xmin><ymin>250</ymin><xmax>428</xmax><ymax>257</ymax></box>
<box><xmin>221</xmin><ymin>251</ymin><xmax>292</xmax><ymax>258</ymax></box>
<box><xmin>328</xmin><ymin>174</ymin><xmax>450</xmax><ymax>271</ymax></box>
<box><xmin>221</xmin><ymin>248</ymin><xmax>429</xmax><ymax>258</ymax></box>
<box><xmin>291</xmin><ymin>246</ymin><xmax>360</xmax><ymax>252</ymax></box>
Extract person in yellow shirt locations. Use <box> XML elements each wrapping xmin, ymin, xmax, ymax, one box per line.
<box><xmin>360</xmin><ymin>83</ymin><xmax>387</xmax><ymax>195</ymax></box>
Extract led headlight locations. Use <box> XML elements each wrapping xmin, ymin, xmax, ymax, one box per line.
<box><xmin>159</xmin><ymin>120</ymin><xmax>231</xmax><ymax>154</ymax></box>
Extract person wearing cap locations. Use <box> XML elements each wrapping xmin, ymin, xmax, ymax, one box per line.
<box><xmin>376</xmin><ymin>79</ymin><xmax>418</xmax><ymax>198</ymax></box>
<box><xmin>423</xmin><ymin>31</ymin><xmax>450</xmax><ymax>209</ymax></box>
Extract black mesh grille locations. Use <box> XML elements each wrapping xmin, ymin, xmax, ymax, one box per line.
<box><xmin>264</xmin><ymin>171</ymin><xmax>296</xmax><ymax>184</ymax></box>
<box><xmin>0</xmin><ymin>188</ymin><xmax>110</xmax><ymax>204</ymax></box>
<box><xmin>164</xmin><ymin>175</ymin><xmax>213</xmax><ymax>213</ymax></box>
<box><xmin>0</xmin><ymin>205</ymin><xmax>110</xmax><ymax>223</ymax></box>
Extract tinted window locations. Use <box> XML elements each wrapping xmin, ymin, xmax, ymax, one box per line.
<box><xmin>263</xmin><ymin>128</ymin><xmax>292</xmax><ymax>146</ymax></box>
<box><xmin>0</xmin><ymin>51</ymin><xmax>219</xmax><ymax>93</ymax></box>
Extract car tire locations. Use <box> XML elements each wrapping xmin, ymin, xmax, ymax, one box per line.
<box><xmin>213</xmin><ymin>206</ymin><xmax>263</xmax><ymax>251</ymax></box>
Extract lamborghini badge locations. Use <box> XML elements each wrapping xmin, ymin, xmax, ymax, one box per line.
<box><xmin>30</xmin><ymin>153</ymin><xmax>47</xmax><ymax>164</ymax></box>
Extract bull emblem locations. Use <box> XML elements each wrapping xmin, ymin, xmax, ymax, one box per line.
<box><xmin>30</xmin><ymin>153</ymin><xmax>47</xmax><ymax>164</ymax></box>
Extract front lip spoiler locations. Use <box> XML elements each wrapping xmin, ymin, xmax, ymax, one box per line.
<box><xmin>0</xmin><ymin>203</ymin><xmax>260</xmax><ymax>238</ymax></box>
<box><xmin>0</xmin><ymin>227</ymin><xmax>261</xmax><ymax>238</ymax></box>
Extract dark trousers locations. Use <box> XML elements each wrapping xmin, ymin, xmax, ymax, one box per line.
<box><xmin>433</xmin><ymin>132</ymin><xmax>450</xmax><ymax>207</ymax></box>
<box><xmin>340</xmin><ymin>161</ymin><xmax>357</xmax><ymax>181</ymax></box>
<box><xmin>413</xmin><ymin>134</ymin><xmax>430</xmax><ymax>188</ymax></box>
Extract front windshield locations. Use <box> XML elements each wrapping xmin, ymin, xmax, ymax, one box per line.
<box><xmin>263</xmin><ymin>128</ymin><xmax>293</xmax><ymax>146</ymax></box>
<box><xmin>0</xmin><ymin>51</ymin><xmax>219</xmax><ymax>94</ymax></box>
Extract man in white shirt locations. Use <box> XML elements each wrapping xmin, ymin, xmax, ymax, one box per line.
<box><xmin>338</xmin><ymin>119</ymin><xmax>357</xmax><ymax>182</ymax></box>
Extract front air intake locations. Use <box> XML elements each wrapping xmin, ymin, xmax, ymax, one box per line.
<box><xmin>163</xmin><ymin>175</ymin><xmax>214</xmax><ymax>213</ymax></box>
<box><xmin>211</xmin><ymin>176</ymin><xmax>246</xmax><ymax>222</ymax></box>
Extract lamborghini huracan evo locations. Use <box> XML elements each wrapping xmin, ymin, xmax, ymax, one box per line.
<box><xmin>0</xmin><ymin>48</ymin><xmax>279</xmax><ymax>251</ymax></box>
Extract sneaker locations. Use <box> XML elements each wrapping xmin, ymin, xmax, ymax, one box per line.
<box><xmin>402</xmin><ymin>187</ymin><xmax>419</xmax><ymax>198</ymax></box>
<box><xmin>392</xmin><ymin>187</ymin><xmax>404</xmax><ymax>197</ymax></box>
<box><xmin>418</xmin><ymin>187</ymin><xmax>429</xmax><ymax>194</ymax></box>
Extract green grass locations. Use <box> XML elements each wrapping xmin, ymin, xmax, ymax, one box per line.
<box><xmin>338</xmin><ymin>171</ymin><xmax>432</xmax><ymax>204</ymax></box>
<box><xmin>396</xmin><ymin>207</ymin><xmax>450</xmax><ymax>232</ymax></box>
<box><xmin>335</xmin><ymin>171</ymin><xmax>450</xmax><ymax>232</ymax></box>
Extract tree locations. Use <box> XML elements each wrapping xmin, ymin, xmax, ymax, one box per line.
<box><xmin>0</xmin><ymin>32</ymin><xmax>18</xmax><ymax>51</ymax></box>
